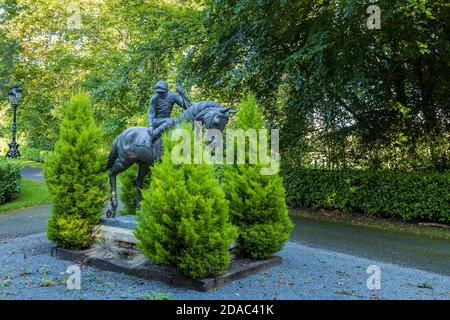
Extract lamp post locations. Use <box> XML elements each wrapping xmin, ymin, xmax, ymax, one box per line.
<box><xmin>6</xmin><ymin>84</ymin><xmax>22</xmax><ymax>158</ymax></box>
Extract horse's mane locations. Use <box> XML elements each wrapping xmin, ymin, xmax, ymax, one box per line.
<box><xmin>177</xmin><ymin>101</ymin><xmax>223</xmax><ymax>127</ymax></box>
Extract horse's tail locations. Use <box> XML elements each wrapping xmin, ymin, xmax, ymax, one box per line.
<box><xmin>104</xmin><ymin>138</ymin><xmax>118</xmax><ymax>172</ymax></box>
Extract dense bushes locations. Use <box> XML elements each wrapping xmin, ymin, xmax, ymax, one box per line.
<box><xmin>283</xmin><ymin>168</ymin><xmax>450</xmax><ymax>223</ymax></box>
<box><xmin>45</xmin><ymin>94</ymin><xmax>108</xmax><ymax>249</ymax></box>
<box><xmin>21</xmin><ymin>147</ymin><xmax>50</xmax><ymax>163</ymax></box>
<box><xmin>223</xmin><ymin>95</ymin><xmax>293</xmax><ymax>259</ymax></box>
<box><xmin>0</xmin><ymin>158</ymin><xmax>22</xmax><ymax>204</ymax></box>
<box><xmin>135</xmin><ymin>125</ymin><xmax>237</xmax><ymax>279</ymax></box>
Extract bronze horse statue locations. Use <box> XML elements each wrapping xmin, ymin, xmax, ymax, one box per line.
<box><xmin>104</xmin><ymin>101</ymin><xmax>237</xmax><ymax>217</ymax></box>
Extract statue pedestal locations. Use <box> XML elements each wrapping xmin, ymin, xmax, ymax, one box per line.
<box><xmin>97</xmin><ymin>215</ymin><xmax>138</xmax><ymax>248</ymax></box>
<box><xmin>51</xmin><ymin>216</ymin><xmax>281</xmax><ymax>292</ymax></box>
<box><xmin>97</xmin><ymin>215</ymin><xmax>238</xmax><ymax>250</ymax></box>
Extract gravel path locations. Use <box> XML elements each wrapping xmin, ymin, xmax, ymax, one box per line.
<box><xmin>0</xmin><ymin>233</ymin><xmax>448</xmax><ymax>300</ymax></box>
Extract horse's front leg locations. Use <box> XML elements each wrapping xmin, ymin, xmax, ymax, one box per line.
<box><xmin>136</xmin><ymin>163</ymin><xmax>150</xmax><ymax>211</ymax></box>
<box><xmin>107</xmin><ymin>160</ymin><xmax>130</xmax><ymax>218</ymax></box>
<box><xmin>106</xmin><ymin>171</ymin><xmax>118</xmax><ymax>218</ymax></box>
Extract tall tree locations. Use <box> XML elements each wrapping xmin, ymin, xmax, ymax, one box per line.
<box><xmin>0</xmin><ymin>0</ymin><xmax>18</xmax><ymax>94</ymax></box>
<box><xmin>184</xmin><ymin>0</ymin><xmax>450</xmax><ymax>171</ymax></box>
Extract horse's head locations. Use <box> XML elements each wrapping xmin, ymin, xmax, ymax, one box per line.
<box><xmin>203</xmin><ymin>106</ymin><xmax>238</xmax><ymax>148</ymax></box>
<box><xmin>207</xmin><ymin>107</ymin><xmax>238</xmax><ymax>132</ymax></box>
<box><xmin>189</xmin><ymin>102</ymin><xmax>237</xmax><ymax>131</ymax></box>
<box><xmin>180</xmin><ymin>101</ymin><xmax>238</xmax><ymax>148</ymax></box>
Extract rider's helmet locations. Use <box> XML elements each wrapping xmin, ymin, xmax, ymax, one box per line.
<box><xmin>154</xmin><ymin>80</ymin><xmax>169</xmax><ymax>93</ymax></box>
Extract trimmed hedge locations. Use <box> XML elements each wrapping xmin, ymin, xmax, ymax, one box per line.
<box><xmin>283</xmin><ymin>168</ymin><xmax>450</xmax><ymax>223</ymax></box>
<box><xmin>0</xmin><ymin>158</ymin><xmax>22</xmax><ymax>204</ymax></box>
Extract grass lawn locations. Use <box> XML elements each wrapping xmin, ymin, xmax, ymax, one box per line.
<box><xmin>20</xmin><ymin>159</ymin><xmax>44</xmax><ymax>170</ymax></box>
<box><xmin>0</xmin><ymin>178</ymin><xmax>50</xmax><ymax>213</ymax></box>
<box><xmin>290</xmin><ymin>208</ymin><xmax>450</xmax><ymax>240</ymax></box>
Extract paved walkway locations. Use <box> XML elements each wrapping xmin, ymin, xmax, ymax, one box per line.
<box><xmin>0</xmin><ymin>205</ymin><xmax>50</xmax><ymax>240</ymax></box>
<box><xmin>291</xmin><ymin>216</ymin><xmax>450</xmax><ymax>276</ymax></box>
<box><xmin>22</xmin><ymin>166</ymin><xmax>45</xmax><ymax>181</ymax></box>
<box><xmin>0</xmin><ymin>166</ymin><xmax>49</xmax><ymax>240</ymax></box>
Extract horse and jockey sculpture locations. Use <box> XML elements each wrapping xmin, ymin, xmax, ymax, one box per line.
<box><xmin>104</xmin><ymin>80</ymin><xmax>237</xmax><ymax>218</ymax></box>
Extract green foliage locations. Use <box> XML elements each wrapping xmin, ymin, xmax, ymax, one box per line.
<box><xmin>186</xmin><ymin>0</ymin><xmax>450</xmax><ymax>171</ymax></box>
<box><xmin>2</xmin><ymin>0</ymin><xmax>448</xmax><ymax>235</ymax></box>
<box><xmin>135</xmin><ymin>125</ymin><xmax>237</xmax><ymax>279</ymax></box>
<box><xmin>142</xmin><ymin>292</ymin><xmax>173</xmax><ymax>301</ymax></box>
<box><xmin>0</xmin><ymin>158</ymin><xmax>22</xmax><ymax>204</ymax></box>
<box><xmin>21</xmin><ymin>147</ymin><xmax>50</xmax><ymax>163</ymax></box>
<box><xmin>47</xmin><ymin>214</ymin><xmax>94</xmax><ymax>249</ymax></box>
<box><xmin>118</xmin><ymin>164</ymin><xmax>151</xmax><ymax>215</ymax></box>
<box><xmin>234</xmin><ymin>94</ymin><xmax>266</xmax><ymax>130</ymax></box>
<box><xmin>223</xmin><ymin>96</ymin><xmax>293</xmax><ymax>259</ymax></box>
<box><xmin>223</xmin><ymin>165</ymin><xmax>293</xmax><ymax>259</ymax></box>
<box><xmin>45</xmin><ymin>93</ymin><xmax>108</xmax><ymax>249</ymax></box>
<box><xmin>0</xmin><ymin>179</ymin><xmax>49</xmax><ymax>213</ymax></box>
<box><xmin>0</xmin><ymin>0</ymin><xmax>18</xmax><ymax>93</ymax></box>
<box><xmin>283</xmin><ymin>167</ymin><xmax>450</xmax><ymax>223</ymax></box>
<box><xmin>4</xmin><ymin>0</ymin><xmax>449</xmax><ymax>172</ymax></box>
<box><xmin>118</xmin><ymin>165</ymin><xmax>138</xmax><ymax>215</ymax></box>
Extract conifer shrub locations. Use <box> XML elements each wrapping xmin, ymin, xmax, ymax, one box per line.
<box><xmin>134</xmin><ymin>124</ymin><xmax>237</xmax><ymax>279</ymax></box>
<box><xmin>45</xmin><ymin>93</ymin><xmax>108</xmax><ymax>249</ymax></box>
<box><xmin>0</xmin><ymin>158</ymin><xmax>22</xmax><ymax>204</ymax></box>
<box><xmin>118</xmin><ymin>164</ymin><xmax>151</xmax><ymax>215</ymax></box>
<box><xmin>223</xmin><ymin>95</ymin><xmax>293</xmax><ymax>259</ymax></box>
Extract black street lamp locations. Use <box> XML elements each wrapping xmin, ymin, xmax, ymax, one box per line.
<box><xmin>6</xmin><ymin>84</ymin><xmax>22</xmax><ymax>158</ymax></box>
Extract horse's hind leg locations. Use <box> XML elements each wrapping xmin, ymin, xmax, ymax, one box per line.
<box><xmin>136</xmin><ymin>163</ymin><xmax>150</xmax><ymax>211</ymax></box>
<box><xmin>107</xmin><ymin>159</ymin><xmax>132</xmax><ymax>218</ymax></box>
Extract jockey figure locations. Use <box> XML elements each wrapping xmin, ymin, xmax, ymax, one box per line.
<box><xmin>147</xmin><ymin>80</ymin><xmax>190</xmax><ymax>144</ymax></box>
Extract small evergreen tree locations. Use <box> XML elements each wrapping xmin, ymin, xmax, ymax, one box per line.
<box><xmin>45</xmin><ymin>93</ymin><xmax>108</xmax><ymax>249</ymax></box>
<box><xmin>118</xmin><ymin>164</ymin><xmax>151</xmax><ymax>215</ymax></box>
<box><xmin>223</xmin><ymin>94</ymin><xmax>293</xmax><ymax>259</ymax></box>
<box><xmin>134</xmin><ymin>124</ymin><xmax>237</xmax><ymax>279</ymax></box>
<box><xmin>118</xmin><ymin>165</ymin><xmax>137</xmax><ymax>214</ymax></box>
